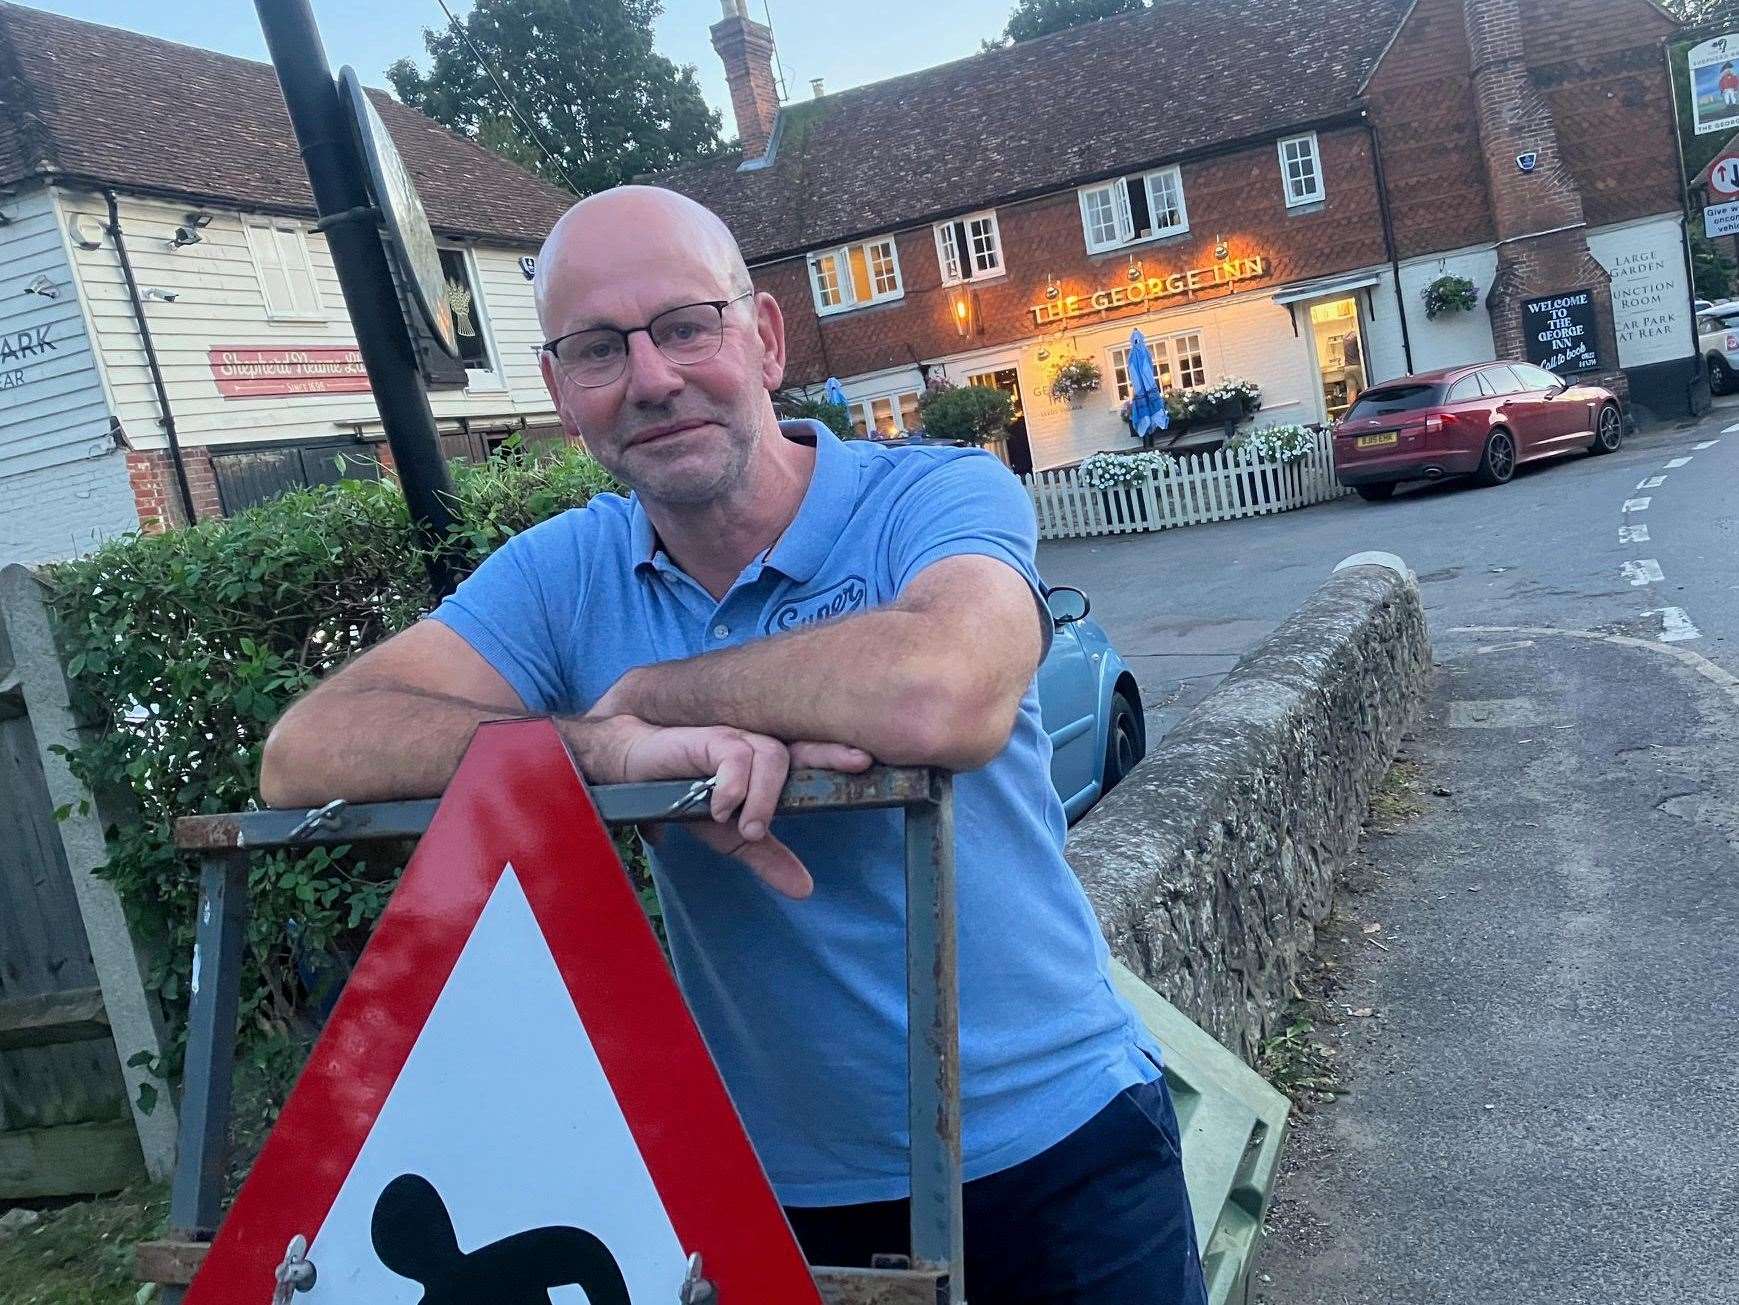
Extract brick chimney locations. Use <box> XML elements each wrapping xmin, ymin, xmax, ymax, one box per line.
<box><xmin>1462</xmin><ymin>0</ymin><xmax>1626</xmax><ymax>396</ymax></box>
<box><xmin>711</xmin><ymin>0</ymin><xmax>780</xmax><ymax>160</ymax></box>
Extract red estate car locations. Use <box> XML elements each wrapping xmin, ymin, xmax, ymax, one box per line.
<box><xmin>1333</xmin><ymin>361</ymin><xmax>1624</xmax><ymax>501</ymax></box>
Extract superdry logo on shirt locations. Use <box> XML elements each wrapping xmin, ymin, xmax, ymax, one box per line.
<box><xmin>766</xmin><ymin>576</ymin><xmax>869</xmax><ymax>632</ymax></box>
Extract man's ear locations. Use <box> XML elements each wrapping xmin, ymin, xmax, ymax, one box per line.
<box><xmin>754</xmin><ymin>288</ymin><xmax>787</xmax><ymax>391</ymax></box>
<box><xmin>539</xmin><ymin>348</ymin><xmax>560</xmax><ymax>409</ymax></box>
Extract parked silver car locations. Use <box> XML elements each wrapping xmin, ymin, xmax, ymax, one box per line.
<box><xmin>1038</xmin><ymin>586</ymin><xmax>1145</xmax><ymax>820</ymax></box>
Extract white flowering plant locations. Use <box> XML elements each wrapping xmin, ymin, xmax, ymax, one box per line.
<box><xmin>1079</xmin><ymin>450</ymin><xmax>1178</xmax><ymax>488</ymax></box>
<box><xmin>1176</xmin><ymin>376</ymin><xmax>1263</xmax><ymax>422</ymax></box>
<box><xmin>1047</xmin><ymin>357</ymin><xmax>1103</xmax><ymax>403</ymax></box>
<box><xmin>1226</xmin><ymin>422</ymin><xmax>1317</xmax><ymax>464</ymax></box>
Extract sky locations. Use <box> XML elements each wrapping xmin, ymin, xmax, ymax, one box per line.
<box><xmin>28</xmin><ymin>0</ymin><xmax>1014</xmax><ymax>125</ymax></box>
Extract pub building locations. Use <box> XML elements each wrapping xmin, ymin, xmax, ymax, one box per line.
<box><xmin>658</xmin><ymin>0</ymin><xmax>1698</xmax><ymax>473</ymax></box>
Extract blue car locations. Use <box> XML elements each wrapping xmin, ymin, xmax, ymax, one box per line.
<box><xmin>1037</xmin><ymin>586</ymin><xmax>1145</xmax><ymax>820</ymax></box>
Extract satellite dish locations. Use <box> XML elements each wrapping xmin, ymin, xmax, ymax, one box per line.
<box><xmin>340</xmin><ymin>66</ymin><xmax>456</xmax><ymax>357</ymax></box>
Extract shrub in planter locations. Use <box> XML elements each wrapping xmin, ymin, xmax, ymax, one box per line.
<box><xmin>1080</xmin><ymin>450</ymin><xmax>1176</xmax><ymax>488</ymax></box>
<box><xmin>1169</xmin><ymin>378</ymin><xmax>1261</xmax><ymax>429</ymax></box>
<box><xmin>1165</xmin><ymin>390</ymin><xmax>1194</xmax><ymax>429</ymax></box>
<box><xmin>1182</xmin><ymin>377</ymin><xmax>1262</xmax><ymax>427</ymax></box>
<box><xmin>1223</xmin><ymin>422</ymin><xmax>1320</xmax><ymax>507</ymax></box>
<box><xmin>1047</xmin><ymin>357</ymin><xmax>1102</xmax><ymax>404</ymax></box>
<box><xmin>1226</xmin><ymin>422</ymin><xmax>1316</xmax><ymax>464</ymax></box>
<box><xmin>917</xmin><ymin>383</ymin><xmax>1014</xmax><ymax>443</ymax></box>
<box><xmin>1120</xmin><ymin>391</ymin><xmax>1198</xmax><ymax>445</ymax></box>
<box><xmin>1423</xmin><ymin>274</ymin><xmax>1478</xmax><ymax>319</ymax></box>
<box><xmin>1080</xmin><ymin>449</ymin><xmax>1178</xmax><ymax>525</ymax></box>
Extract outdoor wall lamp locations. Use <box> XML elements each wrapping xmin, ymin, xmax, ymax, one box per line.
<box><xmin>67</xmin><ymin>213</ymin><xmax>104</xmax><ymax>250</ymax></box>
<box><xmin>952</xmin><ymin>294</ymin><xmax>970</xmax><ymax>336</ymax></box>
<box><xmin>1044</xmin><ymin>274</ymin><xmax>1059</xmax><ymax>300</ymax></box>
<box><xmin>1127</xmin><ymin>255</ymin><xmax>1143</xmax><ymax>281</ymax></box>
<box><xmin>143</xmin><ymin>287</ymin><xmax>180</xmax><ymax>302</ymax></box>
<box><xmin>1214</xmin><ymin>235</ymin><xmax>1229</xmax><ymax>261</ymax></box>
<box><xmin>168</xmin><ymin>211</ymin><xmax>212</xmax><ymax>250</ymax></box>
<box><xmin>23</xmin><ymin>274</ymin><xmax>58</xmax><ymax>299</ymax></box>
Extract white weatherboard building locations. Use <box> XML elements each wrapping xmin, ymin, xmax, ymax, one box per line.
<box><xmin>0</xmin><ymin>3</ymin><xmax>574</xmax><ymax>566</ymax></box>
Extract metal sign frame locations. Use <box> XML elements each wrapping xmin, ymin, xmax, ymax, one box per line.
<box><xmin>145</xmin><ymin>732</ymin><xmax>962</xmax><ymax>1305</ymax></box>
<box><xmin>339</xmin><ymin>66</ymin><xmax>456</xmax><ymax>357</ymax></box>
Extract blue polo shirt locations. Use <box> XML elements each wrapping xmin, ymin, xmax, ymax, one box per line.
<box><xmin>431</xmin><ymin>420</ymin><xmax>1162</xmax><ymax>1205</ymax></box>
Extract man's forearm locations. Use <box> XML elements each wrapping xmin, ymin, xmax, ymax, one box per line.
<box><xmin>259</xmin><ymin>685</ymin><xmax>620</xmax><ymax>807</ymax></box>
<box><xmin>595</xmin><ymin>607</ymin><xmax>1016</xmax><ymax>770</ymax></box>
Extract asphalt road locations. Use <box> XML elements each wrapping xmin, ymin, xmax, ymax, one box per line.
<box><xmin>1040</xmin><ymin>403</ymin><xmax>1739</xmax><ymax>1302</ymax></box>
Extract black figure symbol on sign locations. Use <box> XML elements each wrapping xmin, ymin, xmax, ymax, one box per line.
<box><xmin>372</xmin><ymin>1173</ymin><xmax>630</xmax><ymax>1304</ymax></box>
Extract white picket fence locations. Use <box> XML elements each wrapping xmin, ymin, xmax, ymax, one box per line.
<box><xmin>1021</xmin><ymin>430</ymin><xmax>1347</xmax><ymax>541</ymax></box>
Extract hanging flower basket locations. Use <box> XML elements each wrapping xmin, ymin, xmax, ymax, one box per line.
<box><xmin>1047</xmin><ymin>357</ymin><xmax>1103</xmax><ymax>404</ymax></box>
<box><xmin>1423</xmin><ymin>274</ymin><xmax>1478</xmax><ymax>320</ymax></box>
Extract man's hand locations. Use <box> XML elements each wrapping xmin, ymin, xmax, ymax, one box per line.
<box><xmin>577</xmin><ymin>714</ymin><xmax>871</xmax><ymax>899</ymax></box>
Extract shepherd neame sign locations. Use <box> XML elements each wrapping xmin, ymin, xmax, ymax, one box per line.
<box><xmin>208</xmin><ymin>346</ymin><xmax>372</xmax><ymax>398</ymax></box>
<box><xmin>1030</xmin><ymin>256</ymin><xmax>1268</xmax><ymax>324</ymax></box>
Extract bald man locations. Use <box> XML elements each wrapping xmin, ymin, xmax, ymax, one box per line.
<box><xmin>261</xmin><ymin>187</ymin><xmax>1205</xmax><ymax>1302</ymax></box>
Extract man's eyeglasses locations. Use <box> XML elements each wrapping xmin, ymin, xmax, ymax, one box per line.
<box><xmin>541</xmin><ymin>291</ymin><xmax>755</xmax><ymax>388</ymax></box>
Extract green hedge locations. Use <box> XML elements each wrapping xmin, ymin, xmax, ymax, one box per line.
<box><xmin>43</xmin><ymin>443</ymin><xmax>620</xmax><ymax>1082</ymax></box>
<box><xmin>916</xmin><ymin>382</ymin><xmax>1013</xmax><ymax>443</ymax></box>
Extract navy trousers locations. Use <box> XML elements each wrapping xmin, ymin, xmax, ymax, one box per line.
<box><xmin>785</xmin><ymin>1076</ymin><xmax>1208</xmax><ymax>1304</ymax></box>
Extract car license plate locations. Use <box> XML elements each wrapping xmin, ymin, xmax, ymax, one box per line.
<box><xmin>1356</xmin><ymin>432</ymin><xmax>1399</xmax><ymax>449</ymax></box>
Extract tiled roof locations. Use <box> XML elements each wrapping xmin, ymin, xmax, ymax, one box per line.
<box><xmin>0</xmin><ymin>2</ymin><xmax>574</xmax><ymax>247</ymax></box>
<box><xmin>654</xmin><ymin>0</ymin><xmax>1412</xmax><ymax>263</ymax></box>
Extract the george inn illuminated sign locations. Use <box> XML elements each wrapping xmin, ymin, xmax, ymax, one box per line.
<box><xmin>1030</xmin><ymin>256</ymin><xmax>1268</xmax><ymax>325</ymax></box>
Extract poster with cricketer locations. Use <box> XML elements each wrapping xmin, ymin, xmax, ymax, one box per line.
<box><xmin>1690</xmin><ymin>35</ymin><xmax>1739</xmax><ymax>137</ymax></box>
<box><xmin>183</xmin><ymin>718</ymin><xmax>822</xmax><ymax>1304</ymax></box>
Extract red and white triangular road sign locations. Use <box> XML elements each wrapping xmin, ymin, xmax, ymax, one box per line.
<box><xmin>186</xmin><ymin>717</ymin><xmax>821</xmax><ymax>1304</ymax></box>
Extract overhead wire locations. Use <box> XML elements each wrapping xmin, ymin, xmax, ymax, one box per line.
<box><xmin>430</xmin><ymin>0</ymin><xmax>585</xmax><ymax>193</ymax></box>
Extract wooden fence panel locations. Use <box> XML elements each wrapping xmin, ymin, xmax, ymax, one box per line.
<box><xmin>0</xmin><ymin>714</ymin><xmax>130</xmax><ymax>1136</ymax></box>
<box><xmin>0</xmin><ymin>565</ymin><xmax>175</xmax><ymax>1192</ymax></box>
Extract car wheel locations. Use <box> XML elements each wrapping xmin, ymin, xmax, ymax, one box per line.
<box><xmin>1590</xmin><ymin>403</ymin><xmax>1622</xmax><ymax>455</ymax></box>
<box><xmin>1711</xmin><ymin>355</ymin><xmax>1732</xmax><ymax>396</ymax></box>
<box><xmin>1474</xmin><ymin>428</ymin><xmax>1516</xmax><ymax>487</ymax></box>
<box><xmin>1356</xmin><ymin>483</ymin><xmax>1396</xmax><ymax>502</ymax></box>
<box><xmin>1102</xmin><ymin>691</ymin><xmax>1144</xmax><ymax>793</ymax></box>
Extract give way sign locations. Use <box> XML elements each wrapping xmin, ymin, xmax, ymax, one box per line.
<box><xmin>185</xmin><ymin>718</ymin><xmax>820</xmax><ymax>1305</ymax></box>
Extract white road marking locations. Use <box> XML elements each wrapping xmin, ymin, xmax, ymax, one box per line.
<box><xmin>1725</xmin><ymin>423</ymin><xmax>1739</xmax><ymax>433</ymax></box>
<box><xmin>1665</xmin><ymin>457</ymin><xmax>1692</xmax><ymax>468</ymax></box>
<box><xmin>1456</xmin><ymin>626</ymin><xmax>1739</xmax><ymax>700</ymax></box>
<box><xmin>1619</xmin><ymin>524</ymin><xmax>1650</xmax><ymax>544</ymax></box>
<box><xmin>1473</xmin><ymin>639</ymin><xmax>1536</xmax><ymax>654</ymax></box>
<box><xmin>1638</xmin><ymin>475</ymin><xmax>1666</xmax><ymax>489</ymax></box>
<box><xmin>1622</xmin><ymin>559</ymin><xmax>1665</xmax><ymax>586</ymax></box>
<box><xmin>1623</xmin><ymin>497</ymin><xmax>1651</xmax><ymax>512</ymax></box>
<box><xmin>1695</xmin><ymin>440</ymin><xmax>1720</xmax><ymax>449</ymax></box>
<box><xmin>1647</xmin><ymin>607</ymin><xmax>1703</xmax><ymax>643</ymax></box>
